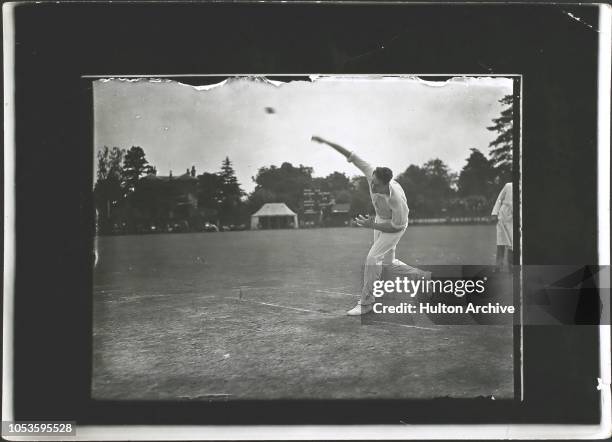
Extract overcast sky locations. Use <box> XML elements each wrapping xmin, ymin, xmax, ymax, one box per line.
<box><xmin>94</xmin><ymin>76</ymin><xmax>513</xmax><ymax>192</ymax></box>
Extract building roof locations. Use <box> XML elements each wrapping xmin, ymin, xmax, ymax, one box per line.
<box><xmin>140</xmin><ymin>172</ymin><xmax>197</xmax><ymax>182</ymax></box>
<box><xmin>176</xmin><ymin>172</ymin><xmax>197</xmax><ymax>181</ymax></box>
<box><xmin>332</xmin><ymin>203</ymin><xmax>351</xmax><ymax>213</ymax></box>
<box><xmin>141</xmin><ymin>174</ymin><xmax>172</xmax><ymax>182</ymax></box>
<box><xmin>252</xmin><ymin>203</ymin><xmax>297</xmax><ymax>217</ymax></box>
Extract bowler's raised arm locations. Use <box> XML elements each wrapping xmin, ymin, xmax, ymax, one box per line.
<box><xmin>311</xmin><ymin>135</ymin><xmax>351</xmax><ymax>158</ymax></box>
<box><xmin>311</xmin><ymin>135</ymin><xmax>374</xmax><ymax>180</ymax></box>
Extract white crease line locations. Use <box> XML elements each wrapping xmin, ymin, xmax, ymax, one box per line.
<box><xmin>237</xmin><ymin>298</ymin><xmax>441</xmax><ymax>331</ymax></box>
<box><xmin>238</xmin><ymin>299</ymin><xmax>329</xmax><ymax>315</ymax></box>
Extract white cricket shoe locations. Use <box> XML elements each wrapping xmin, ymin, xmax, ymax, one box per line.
<box><xmin>346</xmin><ymin>301</ymin><xmax>373</xmax><ymax>316</ymax></box>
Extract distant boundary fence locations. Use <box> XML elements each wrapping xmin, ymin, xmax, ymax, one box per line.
<box><xmin>98</xmin><ymin>215</ymin><xmax>498</xmax><ymax>235</ymax></box>
<box><xmin>408</xmin><ymin>216</ymin><xmax>495</xmax><ymax>225</ymax></box>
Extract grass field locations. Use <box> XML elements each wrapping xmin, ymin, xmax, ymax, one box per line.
<box><xmin>92</xmin><ymin>225</ymin><xmax>514</xmax><ymax>400</ymax></box>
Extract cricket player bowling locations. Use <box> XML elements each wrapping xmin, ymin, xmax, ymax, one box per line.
<box><xmin>311</xmin><ymin>135</ymin><xmax>410</xmax><ymax>316</ymax></box>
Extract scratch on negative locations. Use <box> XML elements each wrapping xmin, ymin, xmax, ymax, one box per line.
<box><xmin>561</xmin><ymin>9</ymin><xmax>598</xmax><ymax>32</ymax></box>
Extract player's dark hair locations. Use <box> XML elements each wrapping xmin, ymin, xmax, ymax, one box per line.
<box><xmin>373</xmin><ymin>167</ymin><xmax>393</xmax><ymax>184</ymax></box>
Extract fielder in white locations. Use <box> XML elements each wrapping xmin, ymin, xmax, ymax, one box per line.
<box><xmin>312</xmin><ymin>136</ymin><xmax>411</xmax><ymax>316</ymax></box>
<box><xmin>491</xmin><ymin>182</ymin><xmax>513</xmax><ymax>271</ymax></box>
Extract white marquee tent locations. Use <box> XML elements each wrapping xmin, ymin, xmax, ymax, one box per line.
<box><xmin>251</xmin><ymin>203</ymin><xmax>299</xmax><ymax>230</ymax></box>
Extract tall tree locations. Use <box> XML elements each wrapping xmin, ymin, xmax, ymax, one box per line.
<box><xmin>122</xmin><ymin>146</ymin><xmax>153</xmax><ymax>194</ymax></box>
<box><xmin>396</xmin><ymin>160</ymin><xmax>455</xmax><ymax>218</ymax></box>
<box><xmin>94</xmin><ymin>146</ymin><xmax>126</xmax><ymax>231</ymax></box>
<box><xmin>217</xmin><ymin>157</ymin><xmax>245</xmax><ymax>224</ymax></box>
<box><xmin>487</xmin><ymin>94</ymin><xmax>514</xmax><ymax>184</ymax></box>
<box><xmin>457</xmin><ymin>148</ymin><xmax>497</xmax><ymax>198</ymax></box>
<box><xmin>423</xmin><ymin>159</ymin><xmax>454</xmax><ymax>197</ymax></box>
<box><xmin>96</xmin><ymin>146</ymin><xmax>125</xmax><ymax>183</ymax></box>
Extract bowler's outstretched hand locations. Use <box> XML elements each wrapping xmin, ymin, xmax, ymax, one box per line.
<box><xmin>311</xmin><ymin>135</ymin><xmax>351</xmax><ymax>158</ymax></box>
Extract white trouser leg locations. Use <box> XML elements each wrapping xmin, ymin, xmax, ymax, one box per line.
<box><xmin>361</xmin><ymin>228</ymin><xmax>405</xmax><ymax>305</ymax></box>
<box><xmin>374</xmin><ymin>229</ymin><xmax>397</xmax><ymax>265</ymax></box>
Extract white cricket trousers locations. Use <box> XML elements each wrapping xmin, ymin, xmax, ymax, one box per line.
<box><xmin>361</xmin><ymin>219</ymin><xmax>407</xmax><ymax>305</ymax></box>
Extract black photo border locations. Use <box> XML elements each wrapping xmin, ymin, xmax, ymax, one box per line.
<box><xmin>5</xmin><ymin>0</ymin><xmax>605</xmax><ymax>431</ymax></box>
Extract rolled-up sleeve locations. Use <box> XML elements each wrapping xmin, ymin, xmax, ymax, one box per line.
<box><xmin>347</xmin><ymin>151</ymin><xmax>375</xmax><ymax>180</ymax></box>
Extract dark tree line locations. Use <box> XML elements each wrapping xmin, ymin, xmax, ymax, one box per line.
<box><xmin>94</xmin><ymin>147</ymin><xmax>246</xmax><ymax>234</ymax></box>
<box><xmin>487</xmin><ymin>94</ymin><xmax>514</xmax><ymax>184</ymax></box>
